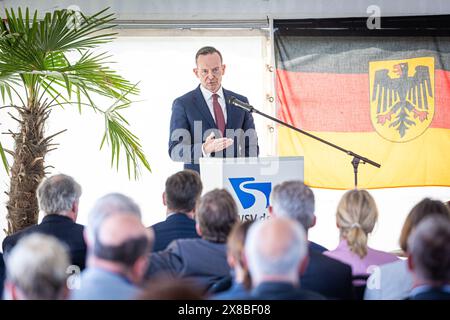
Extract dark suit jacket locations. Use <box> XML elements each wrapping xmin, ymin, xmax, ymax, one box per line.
<box><xmin>146</xmin><ymin>238</ymin><xmax>230</xmax><ymax>291</ymax></box>
<box><xmin>301</xmin><ymin>250</ymin><xmax>354</xmax><ymax>300</ymax></box>
<box><xmin>2</xmin><ymin>214</ymin><xmax>87</xmax><ymax>270</ymax></box>
<box><xmin>150</xmin><ymin>213</ymin><xmax>200</xmax><ymax>252</ymax></box>
<box><xmin>168</xmin><ymin>85</ymin><xmax>259</xmax><ymax>172</ymax></box>
<box><xmin>309</xmin><ymin>241</ymin><xmax>328</xmax><ymax>253</ymax></box>
<box><xmin>409</xmin><ymin>288</ymin><xmax>450</xmax><ymax>300</ymax></box>
<box><xmin>251</xmin><ymin>282</ymin><xmax>326</xmax><ymax>300</ymax></box>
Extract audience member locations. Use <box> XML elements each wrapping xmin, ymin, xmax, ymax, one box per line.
<box><xmin>211</xmin><ymin>220</ymin><xmax>253</xmax><ymax>299</ymax></box>
<box><xmin>325</xmin><ymin>189</ymin><xmax>398</xmax><ymax>276</ymax></box>
<box><xmin>2</xmin><ymin>174</ymin><xmax>87</xmax><ymax>270</ymax></box>
<box><xmin>150</xmin><ymin>170</ymin><xmax>202</xmax><ymax>252</ymax></box>
<box><xmin>137</xmin><ymin>276</ymin><xmax>204</xmax><ymax>300</ymax></box>
<box><xmin>245</xmin><ymin>217</ymin><xmax>325</xmax><ymax>300</ymax></box>
<box><xmin>407</xmin><ymin>216</ymin><xmax>450</xmax><ymax>300</ymax></box>
<box><xmin>4</xmin><ymin>233</ymin><xmax>70</xmax><ymax>300</ymax></box>
<box><xmin>146</xmin><ymin>189</ymin><xmax>238</xmax><ymax>291</ymax></box>
<box><xmin>364</xmin><ymin>198</ymin><xmax>450</xmax><ymax>300</ymax></box>
<box><xmin>270</xmin><ymin>181</ymin><xmax>353</xmax><ymax>299</ymax></box>
<box><xmin>71</xmin><ymin>193</ymin><xmax>153</xmax><ymax>300</ymax></box>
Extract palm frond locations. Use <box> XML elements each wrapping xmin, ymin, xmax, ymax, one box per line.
<box><xmin>0</xmin><ymin>7</ymin><xmax>150</xmax><ymax>177</ymax></box>
<box><xmin>0</xmin><ymin>140</ymin><xmax>9</xmax><ymax>172</ymax></box>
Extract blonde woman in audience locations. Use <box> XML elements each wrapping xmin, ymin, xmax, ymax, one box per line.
<box><xmin>324</xmin><ymin>189</ymin><xmax>398</xmax><ymax>276</ymax></box>
<box><xmin>4</xmin><ymin>233</ymin><xmax>70</xmax><ymax>300</ymax></box>
<box><xmin>365</xmin><ymin>198</ymin><xmax>450</xmax><ymax>300</ymax></box>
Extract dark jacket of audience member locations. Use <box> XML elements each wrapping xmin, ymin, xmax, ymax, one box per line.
<box><xmin>152</xmin><ymin>214</ymin><xmax>200</xmax><ymax>252</ymax></box>
<box><xmin>2</xmin><ymin>174</ymin><xmax>86</xmax><ymax>270</ymax></box>
<box><xmin>147</xmin><ymin>189</ymin><xmax>239</xmax><ymax>291</ymax></box>
<box><xmin>150</xmin><ymin>170</ymin><xmax>202</xmax><ymax>252</ymax></box>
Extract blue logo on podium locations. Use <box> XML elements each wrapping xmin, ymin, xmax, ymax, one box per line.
<box><xmin>229</xmin><ymin>177</ymin><xmax>272</xmax><ymax>209</ymax></box>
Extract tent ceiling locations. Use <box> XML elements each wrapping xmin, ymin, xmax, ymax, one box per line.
<box><xmin>2</xmin><ymin>0</ymin><xmax>449</xmax><ymax>25</ymax></box>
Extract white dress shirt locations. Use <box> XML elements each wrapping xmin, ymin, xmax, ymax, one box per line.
<box><xmin>200</xmin><ymin>85</ymin><xmax>228</xmax><ymax>156</ymax></box>
<box><xmin>199</xmin><ymin>85</ymin><xmax>227</xmax><ymax>123</ymax></box>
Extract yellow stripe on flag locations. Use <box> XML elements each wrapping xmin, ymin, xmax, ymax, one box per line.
<box><xmin>278</xmin><ymin>126</ymin><xmax>450</xmax><ymax>189</ymax></box>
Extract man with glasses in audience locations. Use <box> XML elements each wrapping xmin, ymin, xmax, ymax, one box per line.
<box><xmin>168</xmin><ymin>46</ymin><xmax>259</xmax><ymax>173</ymax></box>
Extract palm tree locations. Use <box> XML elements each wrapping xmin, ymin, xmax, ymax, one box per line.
<box><xmin>0</xmin><ymin>7</ymin><xmax>150</xmax><ymax>235</ymax></box>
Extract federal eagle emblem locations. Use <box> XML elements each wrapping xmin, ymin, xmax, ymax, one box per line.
<box><xmin>369</xmin><ymin>57</ymin><xmax>434</xmax><ymax>142</ymax></box>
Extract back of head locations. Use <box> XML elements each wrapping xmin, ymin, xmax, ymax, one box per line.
<box><xmin>87</xmin><ymin>193</ymin><xmax>142</xmax><ymax>244</ymax></box>
<box><xmin>137</xmin><ymin>276</ymin><xmax>203</xmax><ymax>300</ymax></box>
<box><xmin>165</xmin><ymin>170</ymin><xmax>203</xmax><ymax>213</ymax></box>
<box><xmin>271</xmin><ymin>180</ymin><xmax>315</xmax><ymax>230</ymax></box>
<box><xmin>37</xmin><ymin>174</ymin><xmax>81</xmax><ymax>216</ymax></box>
<box><xmin>245</xmin><ymin>217</ymin><xmax>307</xmax><ymax>285</ymax></box>
<box><xmin>227</xmin><ymin>220</ymin><xmax>254</xmax><ymax>289</ymax></box>
<box><xmin>196</xmin><ymin>189</ymin><xmax>239</xmax><ymax>243</ymax></box>
<box><xmin>94</xmin><ymin>213</ymin><xmax>153</xmax><ymax>267</ymax></box>
<box><xmin>336</xmin><ymin>189</ymin><xmax>377</xmax><ymax>258</ymax></box>
<box><xmin>399</xmin><ymin>198</ymin><xmax>450</xmax><ymax>252</ymax></box>
<box><xmin>407</xmin><ymin>215</ymin><xmax>450</xmax><ymax>284</ymax></box>
<box><xmin>5</xmin><ymin>233</ymin><xmax>70</xmax><ymax>300</ymax></box>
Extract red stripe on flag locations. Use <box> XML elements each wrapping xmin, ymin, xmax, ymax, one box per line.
<box><xmin>276</xmin><ymin>69</ymin><xmax>450</xmax><ymax>132</ymax></box>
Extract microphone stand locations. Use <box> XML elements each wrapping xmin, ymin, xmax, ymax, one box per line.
<box><xmin>242</xmin><ymin>104</ymin><xmax>381</xmax><ymax>189</ymax></box>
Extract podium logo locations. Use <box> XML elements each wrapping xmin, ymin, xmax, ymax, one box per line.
<box><xmin>229</xmin><ymin>177</ymin><xmax>272</xmax><ymax>209</ymax></box>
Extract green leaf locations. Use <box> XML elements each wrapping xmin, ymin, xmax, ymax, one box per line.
<box><xmin>0</xmin><ymin>140</ymin><xmax>9</xmax><ymax>173</ymax></box>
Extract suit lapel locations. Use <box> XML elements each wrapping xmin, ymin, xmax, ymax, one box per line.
<box><xmin>193</xmin><ymin>86</ymin><xmax>216</xmax><ymax>129</ymax></box>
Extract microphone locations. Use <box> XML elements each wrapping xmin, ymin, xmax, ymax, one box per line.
<box><xmin>227</xmin><ymin>96</ymin><xmax>254</xmax><ymax>112</ymax></box>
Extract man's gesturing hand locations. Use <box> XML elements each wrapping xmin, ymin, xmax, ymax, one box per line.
<box><xmin>202</xmin><ymin>132</ymin><xmax>233</xmax><ymax>155</ymax></box>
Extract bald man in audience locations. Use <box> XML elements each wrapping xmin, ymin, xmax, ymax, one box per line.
<box><xmin>245</xmin><ymin>217</ymin><xmax>325</xmax><ymax>300</ymax></box>
<box><xmin>269</xmin><ymin>181</ymin><xmax>353</xmax><ymax>299</ymax></box>
<box><xmin>71</xmin><ymin>194</ymin><xmax>153</xmax><ymax>300</ymax></box>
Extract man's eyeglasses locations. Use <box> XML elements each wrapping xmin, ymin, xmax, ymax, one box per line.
<box><xmin>199</xmin><ymin>67</ymin><xmax>222</xmax><ymax>77</ymax></box>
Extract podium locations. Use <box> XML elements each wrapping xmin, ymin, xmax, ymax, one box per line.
<box><xmin>200</xmin><ymin>156</ymin><xmax>304</xmax><ymax>221</ymax></box>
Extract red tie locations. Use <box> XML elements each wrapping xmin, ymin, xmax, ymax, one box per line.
<box><xmin>212</xmin><ymin>93</ymin><xmax>226</xmax><ymax>137</ymax></box>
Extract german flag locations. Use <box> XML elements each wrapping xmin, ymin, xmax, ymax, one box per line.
<box><xmin>275</xmin><ymin>29</ymin><xmax>450</xmax><ymax>189</ymax></box>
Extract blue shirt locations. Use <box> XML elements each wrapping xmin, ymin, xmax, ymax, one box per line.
<box><xmin>70</xmin><ymin>267</ymin><xmax>141</xmax><ymax>300</ymax></box>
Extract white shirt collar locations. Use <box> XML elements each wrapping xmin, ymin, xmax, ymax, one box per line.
<box><xmin>200</xmin><ymin>85</ymin><xmax>224</xmax><ymax>101</ymax></box>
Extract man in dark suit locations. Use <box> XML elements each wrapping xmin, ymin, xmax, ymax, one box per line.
<box><xmin>150</xmin><ymin>170</ymin><xmax>202</xmax><ymax>252</ymax></box>
<box><xmin>269</xmin><ymin>181</ymin><xmax>354</xmax><ymax>299</ymax></box>
<box><xmin>146</xmin><ymin>189</ymin><xmax>239</xmax><ymax>291</ymax></box>
<box><xmin>407</xmin><ymin>215</ymin><xmax>450</xmax><ymax>300</ymax></box>
<box><xmin>245</xmin><ymin>217</ymin><xmax>325</xmax><ymax>300</ymax></box>
<box><xmin>2</xmin><ymin>174</ymin><xmax>87</xmax><ymax>270</ymax></box>
<box><xmin>168</xmin><ymin>46</ymin><xmax>259</xmax><ymax>172</ymax></box>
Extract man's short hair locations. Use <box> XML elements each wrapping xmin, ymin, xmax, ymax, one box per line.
<box><xmin>5</xmin><ymin>233</ymin><xmax>70</xmax><ymax>299</ymax></box>
<box><xmin>195</xmin><ymin>46</ymin><xmax>223</xmax><ymax>64</ymax></box>
<box><xmin>87</xmin><ymin>193</ymin><xmax>142</xmax><ymax>243</ymax></box>
<box><xmin>165</xmin><ymin>170</ymin><xmax>202</xmax><ymax>213</ymax></box>
<box><xmin>196</xmin><ymin>189</ymin><xmax>239</xmax><ymax>243</ymax></box>
<box><xmin>93</xmin><ymin>233</ymin><xmax>150</xmax><ymax>267</ymax></box>
<box><xmin>37</xmin><ymin>174</ymin><xmax>81</xmax><ymax>215</ymax></box>
<box><xmin>408</xmin><ymin>215</ymin><xmax>450</xmax><ymax>283</ymax></box>
<box><xmin>270</xmin><ymin>181</ymin><xmax>315</xmax><ymax>230</ymax></box>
